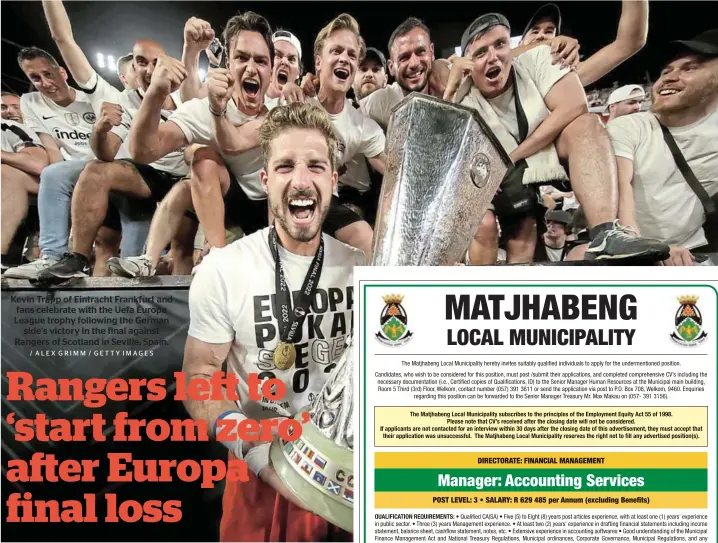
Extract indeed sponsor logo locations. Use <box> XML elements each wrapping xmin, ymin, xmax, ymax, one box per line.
<box><xmin>52</xmin><ymin>128</ymin><xmax>91</xmax><ymax>141</ymax></box>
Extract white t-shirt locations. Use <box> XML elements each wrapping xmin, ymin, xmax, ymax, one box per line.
<box><xmin>188</xmin><ymin>228</ymin><xmax>364</xmax><ymax>421</ymax></box>
<box><xmin>1</xmin><ymin>119</ymin><xmax>43</xmax><ymax>153</ymax></box>
<box><xmin>606</xmin><ymin>108</ymin><xmax>718</xmax><ymax>249</ymax></box>
<box><xmin>359</xmin><ymin>82</ymin><xmax>405</xmax><ymax>130</ymax></box>
<box><xmin>20</xmin><ymin>70</ymin><xmax>121</xmax><ymax>161</ymax></box>
<box><xmin>309</xmin><ymin>97</ymin><xmax>385</xmax><ymax>167</ymax></box>
<box><xmin>264</xmin><ymin>96</ymin><xmax>280</xmax><ymax>110</ymax></box>
<box><xmin>484</xmin><ymin>46</ymin><xmax>570</xmax><ymax>142</ymax></box>
<box><xmin>168</xmin><ymin>97</ymin><xmax>270</xmax><ymax>200</ymax></box>
<box><xmin>544</xmin><ymin>242</ymin><xmax>565</xmax><ymax>262</ymax></box>
<box><xmin>113</xmin><ymin>88</ymin><xmax>187</xmax><ymax>176</ymax></box>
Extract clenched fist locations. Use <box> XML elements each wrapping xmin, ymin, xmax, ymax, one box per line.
<box><xmin>96</xmin><ymin>102</ymin><xmax>123</xmax><ymax>133</ymax></box>
<box><xmin>184</xmin><ymin>17</ymin><xmax>215</xmax><ymax>51</ymax></box>
<box><xmin>207</xmin><ymin>68</ymin><xmax>235</xmax><ymax>112</ymax></box>
<box><xmin>149</xmin><ymin>55</ymin><xmax>187</xmax><ymax>96</ymax></box>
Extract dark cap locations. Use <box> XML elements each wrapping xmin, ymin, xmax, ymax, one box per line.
<box><xmin>670</xmin><ymin>29</ymin><xmax>718</xmax><ymax>58</ymax></box>
<box><xmin>545</xmin><ymin>210</ymin><xmax>572</xmax><ymax>225</ymax></box>
<box><xmin>522</xmin><ymin>3</ymin><xmax>562</xmax><ymax>40</ymax></box>
<box><xmin>461</xmin><ymin>13</ymin><xmax>510</xmax><ymax>56</ymax></box>
<box><xmin>363</xmin><ymin>47</ymin><xmax>387</xmax><ymax>69</ymax></box>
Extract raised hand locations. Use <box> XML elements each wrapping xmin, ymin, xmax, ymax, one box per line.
<box><xmin>95</xmin><ymin>102</ymin><xmax>123</xmax><ymax>133</ymax></box>
<box><xmin>149</xmin><ymin>55</ymin><xmax>188</xmax><ymax>96</ymax></box>
<box><xmin>207</xmin><ymin>67</ymin><xmax>235</xmax><ymax>112</ymax></box>
<box><xmin>184</xmin><ymin>17</ymin><xmax>215</xmax><ymax>52</ymax></box>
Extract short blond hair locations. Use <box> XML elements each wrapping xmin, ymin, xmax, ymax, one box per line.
<box><xmin>313</xmin><ymin>13</ymin><xmax>366</xmax><ymax>60</ymax></box>
<box><xmin>259</xmin><ymin>102</ymin><xmax>341</xmax><ymax>170</ymax></box>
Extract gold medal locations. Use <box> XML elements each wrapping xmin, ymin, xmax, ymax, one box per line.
<box><xmin>273</xmin><ymin>342</ymin><xmax>296</xmax><ymax>370</ymax></box>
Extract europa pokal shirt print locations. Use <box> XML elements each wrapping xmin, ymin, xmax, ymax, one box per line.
<box><xmin>356</xmin><ymin>266</ymin><xmax>715</xmax><ymax>543</ymax></box>
<box><xmin>188</xmin><ymin>228</ymin><xmax>363</xmax><ymax>421</ymax></box>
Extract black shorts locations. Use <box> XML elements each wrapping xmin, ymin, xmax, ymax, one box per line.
<box><xmin>118</xmin><ymin>159</ymin><xmax>185</xmax><ymax>203</ymax></box>
<box><xmin>101</xmin><ymin>192</ymin><xmax>154</xmax><ymax>231</ymax></box>
<box><xmin>187</xmin><ymin>176</ymin><xmax>365</xmax><ymax>237</ymax></box>
<box><xmin>101</xmin><ymin>160</ymin><xmax>183</xmax><ymax>230</ymax></box>
<box><xmin>102</xmin><ymin>200</ymin><xmax>122</xmax><ymax>231</ymax></box>
<box><xmin>324</xmin><ymin>196</ymin><xmax>364</xmax><ymax>234</ymax></box>
<box><xmin>336</xmin><ymin>185</ymin><xmax>371</xmax><ymax>217</ymax></box>
<box><xmin>192</xmin><ymin>175</ymin><xmax>269</xmax><ymax>236</ymax></box>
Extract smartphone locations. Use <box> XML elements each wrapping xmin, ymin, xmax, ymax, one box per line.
<box><xmin>208</xmin><ymin>38</ymin><xmax>224</xmax><ymax>68</ymax></box>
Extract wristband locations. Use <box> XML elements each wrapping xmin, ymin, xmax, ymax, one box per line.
<box><xmin>209</xmin><ymin>103</ymin><xmax>227</xmax><ymax>117</ymax></box>
<box><xmin>244</xmin><ymin>443</ymin><xmax>271</xmax><ymax>477</ymax></box>
<box><xmin>214</xmin><ymin>410</ymin><xmax>246</xmax><ymax>460</ymax></box>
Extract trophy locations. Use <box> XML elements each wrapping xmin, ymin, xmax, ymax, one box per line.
<box><xmin>269</xmin><ymin>93</ymin><xmax>510</xmax><ymax>532</ymax></box>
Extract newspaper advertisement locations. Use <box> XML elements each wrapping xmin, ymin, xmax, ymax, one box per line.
<box><xmin>357</xmin><ymin>267</ymin><xmax>715</xmax><ymax>543</ymax></box>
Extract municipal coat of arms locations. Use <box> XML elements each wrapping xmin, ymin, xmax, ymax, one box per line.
<box><xmin>376</xmin><ymin>294</ymin><xmax>412</xmax><ymax>346</ymax></box>
<box><xmin>670</xmin><ymin>295</ymin><xmax>708</xmax><ymax>346</ymax></box>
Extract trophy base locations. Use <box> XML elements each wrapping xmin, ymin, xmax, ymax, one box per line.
<box><xmin>269</xmin><ymin>410</ymin><xmax>353</xmax><ymax>533</ymax></box>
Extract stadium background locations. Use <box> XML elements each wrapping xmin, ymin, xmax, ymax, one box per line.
<box><xmin>2</xmin><ymin>1</ymin><xmax>715</xmax><ymax>113</ymax></box>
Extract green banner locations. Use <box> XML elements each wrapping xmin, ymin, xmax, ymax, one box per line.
<box><xmin>375</xmin><ymin>469</ymin><xmax>707</xmax><ymax>492</ymax></box>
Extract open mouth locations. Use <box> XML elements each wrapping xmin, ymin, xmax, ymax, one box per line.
<box><xmin>485</xmin><ymin>66</ymin><xmax>502</xmax><ymax>81</ymax></box>
<box><xmin>242</xmin><ymin>79</ymin><xmax>260</xmax><ymax>97</ymax></box>
<box><xmin>333</xmin><ymin>68</ymin><xmax>350</xmax><ymax>81</ymax></box>
<box><xmin>288</xmin><ymin>197</ymin><xmax>317</xmax><ymax>223</ymax></box>
<box><xmin>277</xmin><ymin>69</ymin><xmax>289</xmax><ymax>85</ymax></box>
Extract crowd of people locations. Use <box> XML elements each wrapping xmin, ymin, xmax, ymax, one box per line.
<box><xmin>1</xmin><ymin>0</ymin><xmax>716</xmax><ymax>283</ymax></box>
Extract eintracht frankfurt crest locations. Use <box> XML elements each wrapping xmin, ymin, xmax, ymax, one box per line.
<box><xmin>670</xmin><ymin>295</ymin><xmax>707</xmax><ymax>346</ymax></box>
<box><xmin>376</xmin><ymin>294</ymin><xmax>412</xmax><ymax>346</ymax></box>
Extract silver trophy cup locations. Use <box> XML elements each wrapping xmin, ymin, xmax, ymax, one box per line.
<box><xmin>269</xmin><ymin>93</ymin><xmax>510</xmax><ymax>532</ymax></box>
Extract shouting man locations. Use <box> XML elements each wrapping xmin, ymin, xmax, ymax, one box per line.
<box><xmin>183</xmin><ymin>102</ymin><xmax>361</xmax><ymax>542</ymax></box>
<box><xmin>265</xmin><ymin>30</ymin><xmax>303</xmax><ymax>108</ymax></box>
<box><xmin>455</xmin><ymin>13</ymin><xmax>668</xmax><ymax>263</ymax></box>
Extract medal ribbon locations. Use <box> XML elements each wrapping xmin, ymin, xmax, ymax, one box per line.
<box><xmin>268</xmin><ymin>225</ymin><xmax>325</xmax><ymax>345</ymax></box>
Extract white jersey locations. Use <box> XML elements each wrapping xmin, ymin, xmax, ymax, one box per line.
<box><xmin>20</xmin><ymin>70</ymin><xmax>121</xmax><ymax>161</ymax></box>
<box><xmin>114</xmin><ymin>88</ymin><xmax>187</xmax><ymax>176</ymax></box>
<box><xmin>1</xmin><ymin>119</ymin><xmax>43</xmax><ymax>153</ymax></box>
<box><xmin>169</xmin><ymin>97</ymin><xmax>274</xmax><ymax>200</ymax></box>
<box><xmin>188</xmin><ymin>227</ymin><xmax>364</xmax><ymax>421</ymax></box>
